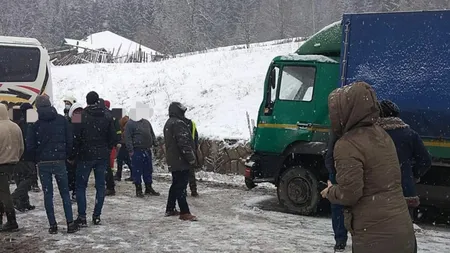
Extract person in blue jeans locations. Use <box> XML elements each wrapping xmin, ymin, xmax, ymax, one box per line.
<box><xmin>325</xmin><ymin>130</ymin><xmax>347</xmax><ymax>252</ymax></box>
<box><xmin>71</xmin><ymin>91</ymin><xmax>118</xmax><ymax>226</ymax></box>
<box><xmin>125</xmin><ymin>115</ymin><xmax>160</xmax><ymax>197</ymax></box>
<box><xmin>27</xmin><ymin>95</ymin><xmax>79</xmax><ymax>234</ymax></box>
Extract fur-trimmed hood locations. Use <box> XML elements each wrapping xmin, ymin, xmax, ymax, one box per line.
<box><xmin>376</xmin><ymin>117</ymin><xmax>409</xmax><ymax>130</ymax></box>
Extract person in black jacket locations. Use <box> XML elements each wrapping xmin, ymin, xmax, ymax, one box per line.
<box><xmin>184</xmin><ymin>118</ymin><xmax>199</xmax><ymax>197</ymax></box>
<box><xmin>100</xmin><ymin>99</ymin><xmax>119</xmax><ymax>196</ymax></box>
<box><xmin>11</xmin><ymin>103</ymin><xmax>36</xmax><ymax>213</ymax></box>
<box><xmin>27</xmin><ymin>95</ymin><xmax>79</xmax><ymax>234</ymax></box>
<box><xmin>377</xmin><ymin>100</ymin><xmax>432</xmax><ymax>219</ymax></box>
<box><xmin>67</xmin><ymin>102</ymin><xmax>84</xmax><ymax>202</ymax></box>
<box><xmin>325</xmin><ymin>130</ymin><xmax>348</xmax><ymax>252</ymax></box>
<box><xmin>72</xmin><ymin>91</ymin><xmax>117</xmax><ymax>226</ymax></box>
<box><xmin>163</xmin><ymin>102</ymin><xmax>197</xmax><ymax>221</ymax></box>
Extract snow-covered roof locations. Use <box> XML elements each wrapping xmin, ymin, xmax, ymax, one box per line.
<box><xmin>64</xmin><ymin>31</ymin><xmax>161</xmax><ymax>57</ymax></box>
<box><xmin>279</xmin><ymin>54</ymin><xmax>338</xmax><ymax>63</ymax></box>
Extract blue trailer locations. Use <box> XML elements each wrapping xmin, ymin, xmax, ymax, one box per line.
<box><xmin>339</xmin><ymin>10</ymin><xmax>450</xmax><ymax>210</ymax></box>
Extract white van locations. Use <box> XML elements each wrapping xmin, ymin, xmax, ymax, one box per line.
<box><xmin>0</xmin><ymin>36</ymin><xmax>53</xmax><ymax>108</ymax></box>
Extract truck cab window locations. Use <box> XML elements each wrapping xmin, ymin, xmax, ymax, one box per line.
<box><xmin>0</xmin><ymin>46</ymin><xmax>40</xmax><ymax>82</ymax></box>
<box><xmin>279</xmin><ymin>66</ymin><xmax>316</xmax><ymax>102</ymax></box>
<box><xmin>270</xmin><ymin>67</ymin><xmax>279</xmax><ymax>103</ymax></box>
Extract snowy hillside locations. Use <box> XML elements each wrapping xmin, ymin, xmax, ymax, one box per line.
<box><xmin>52</xmin><ymin>41</ymin><xmax>303</xmax><ymax>140</ymax></box>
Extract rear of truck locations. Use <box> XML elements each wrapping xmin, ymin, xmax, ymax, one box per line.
<box><xmin>339</xmin><ymin>10</ymin><xmax>450</xmax><ymax>209</ymax></box>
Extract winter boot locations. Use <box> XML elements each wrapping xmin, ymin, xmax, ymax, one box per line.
<box><xmin>145</xmin><ymin>184</ymin><xmax>160</xmax><ymax>196</ymax></box>
<box><xmin>165</xmin><ymin>209</ymin><xmax>180</xmax><ymax>217</ymax></box>
<box><xmin>74</xmin><ymin>216</ymin><xmax>87</xmax><ymax>228</ymax></box>
<box><xmin>25</xmin><ymin>200</ymin><xmax>36</xmax><ymax>211</ymax></box>
<box><xmin>135</xmin><ymin>184</ymin><xmax>145</xmax><ymax>198</ymax></box>
<box><xmin>0</xmin><ymin>203</ymin><xmax>4</xmax><ymax>226</ymax></box>
<box><xmin>31</xmin><ymin>185</ymin><xmax>41</xmax><ymax>192</ymax></box>
<box><xmin>334</xmin><ymin>242</ymin><xmax>346</xmax><ymax>252</ymax></box>
<box><xmin>1</xmin><ymin>211</ymin><xmax>19</xmax><ymax>232</ymax></box>
<box><xmin>179</xmin><ymin>213</ymin><xmax>198</xmax><ymax>221</ymax></box>
<box><xmin>13</xmin><ymin>199</ymin><xmax>26</xmax><ymax>213</ymax></box>
<box><xmin>105</xmin><ymin>188</ymin><xmax>116</xmax><ymax>196</ymax></box>
<box><xmin>191</xmin><ymin>189</ymin><xmax>199</xmax><ymax>197</ymax></box>
<box><xmin>48</xmin><ymin>224</ymin><xmax>58</xmax><ymax>234</ymax></box>
<box><xmin>92</xmin><ymin>215</ymin><xmax>101</xmax><ymax>225</ymax></box>
<box><xmin>67</xmin><ymin>221</ymin><xmax>79</xmax><ymax>233</ymax></box>
<box><xmin>71</xmin><ymin>192</ymin><xmax>77</xmax><ymax>203</ymax></box>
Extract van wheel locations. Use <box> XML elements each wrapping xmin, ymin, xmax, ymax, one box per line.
<box><xmin>277</xmin><ymin>165</ymin><xmax>319</xmax><ymax>216</ymax></box>
<box><xmin>245</xmin><ymin>178</ymin><xmax>257</xmax><ymax>190</ymax></box>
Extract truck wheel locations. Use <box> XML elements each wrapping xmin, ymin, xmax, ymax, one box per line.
<box><xmin>245</xmin><ymin>178</ymin><xmax>257</xmax><ymax>190</ymax></box>
<box><xmin>277</xmin><ymin>165</ymin><xmax>320</xmax><ymax>216</ymax></box>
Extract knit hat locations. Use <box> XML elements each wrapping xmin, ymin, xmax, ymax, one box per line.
<box><xmin>104</xmin><ymin>100</ymin><xmax>111</xmax><ymax>109</ymax></box>
<box><xmin>86</xmin><ymin>91</ymin><xmax>99</xmax><ymax>105</ymax></box>
<box><xmin>379</xmin><ymin>100</ymin><xmax>400</xmax><ymax>117</ymax></box>
<box><xmin>35</xmin><ymin>95</ymin><xmax>51</xmax><ymax>109</ymax></box>
<box><xmin>20</xmin><ymin>103</ymin><xmax>33</xmax><ymax>112</ymax></box>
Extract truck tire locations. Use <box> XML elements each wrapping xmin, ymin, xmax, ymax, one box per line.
<box><xmin>277</xmin><ymin>165</ymin><xmax>320</xmax><ymax>216</ymax></box>
<box><xmin>245</xmin><ymin>178</ymin><xmax>257</xmax><ymax>190</ymax></box>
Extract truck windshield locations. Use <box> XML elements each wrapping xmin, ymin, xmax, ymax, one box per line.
<box><xmin>0</xmin><ymin>46</ymin><xmax>41</xmax><ymax>82</ymax></box>
<box><xmin>279</xmin><ymin>66</ymin><xmax>316</xmax><ymax>102</ymax></box>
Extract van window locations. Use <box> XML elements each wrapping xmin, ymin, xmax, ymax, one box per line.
<box><xmin>0</xmin><ymin>46</ymin><xmax>41</xmax><ymax>82</ymax></box>
<box><xmin>279</xmin><ymin>66</ymin><xmax>316</xmax><ymax>102</ymax></box>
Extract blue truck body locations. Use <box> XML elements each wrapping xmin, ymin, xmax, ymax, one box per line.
<box><xmin>339</xmin><ymin>10</ymin><xmax>450</xmax><ymax>140</ymax></box>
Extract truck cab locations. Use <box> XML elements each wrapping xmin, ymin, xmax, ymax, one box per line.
<box><xmin>246</xmin><ymin>10</ymin><xmax>450</xmax><ymax>216</ymax></box>
<box><xmin>245</xmin><ymin>21</ymin><xmax>342</xmax><ymax>215</ymax></box>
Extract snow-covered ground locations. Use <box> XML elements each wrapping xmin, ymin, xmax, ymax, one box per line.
<box><xmin>52</xmin><ymin>41</ymin><xmax>303</xmax><ymax>140</ymax></box>
<box><xmin>2</xmin><ymin>171</ymin><xmax>450</xmax><ymax>253</ymax></box>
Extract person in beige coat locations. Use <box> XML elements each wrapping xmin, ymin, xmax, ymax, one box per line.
<box><xmin>321</xmin><ymin>82</ymin><xmax>416</xmax><ymax>253</ymax></box>
<box><xmin>0</xmin><ymin>103</ymin><xmax>24</xmax><ymax>232</ymax></box>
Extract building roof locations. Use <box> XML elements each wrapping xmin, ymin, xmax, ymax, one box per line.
<box><xmin>64</xmin><ymin>31</ymin><xmax>161</xmax><ymax>57</ymax></box>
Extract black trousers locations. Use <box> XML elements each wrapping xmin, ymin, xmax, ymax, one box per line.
<box><xmin>166</xmin><ymin>170</ymin><xmax>190</xmax><ymax>214</ymax></box>
<box><xmin>66</xmin><ymin>160</ymin><xmax>77</xmax><ymax>193</ymax></box>
<box><xmin>105</xmin><ymin>166</ymin><xmax>115</xmax><ymax>190</ymax></box>
<box><xmin>188</xmin><ymin>167</ymin><xmax>197</xmax><ymax>192</ymax></box>
<box><xmin>0</xmin><ymin>164</ymin><xmax>16</xmax><ymax>215</ymax></box>
<box><xmin>11</xmin><ymin>161</ymin><xmax>33</xmax><ymax>207</ymax></box>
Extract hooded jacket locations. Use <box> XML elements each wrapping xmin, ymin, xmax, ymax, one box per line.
<box><xmin>326</xmin><ymin>82</ymin><xmax>415</xmax><ymax>253</ymax></box>
<box><xmin>74</xmin><ymin>104</ymin><xmax>117</xmax><ymax>161</ymax></box>
<box><xmin>377</xmin><ymin>117</ymin><xmax>432</xmax><ymax>201</ymax></box>
<box><xmin>0</xmin><ymin>104</ymin><xmax>24</xmax><ymax>165</ymax></box>
<box><xmin>163</xmin><ymin>102</ymin><xmax>196</xmax><ymax>172</ymax></box>
<box><xmin>26</xmin><ymin>105</ymin><xmax>72</xmax><ymax>162</ymax></box>
<box><xmin>17</xmin><ymin>103</ymin><xmax>34</xmax><ymax>161</ymax></box>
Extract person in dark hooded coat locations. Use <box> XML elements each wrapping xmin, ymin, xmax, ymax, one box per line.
<box><xmin>10</xmin><ymin>103</ymin><xmax>36</xmax><ymax>213</ymax></box>
<box><xmin>377</xmin><ymin>100</ymin><xmax>432</xmax><ymax>219</ymax></box>
<box><xmin>27</xmin><ymin>95</ymin><xmax>79</xmax><ymax>234</ymax></box>
<box><xmin>163</xmin><ymin>102</ymin><xmax>197</xmax><ymax>221</ymax></box>
<box><xmin>324</xmin><ymin>130</ymin><xmax>348</xmax><ymax>252</ymax></box>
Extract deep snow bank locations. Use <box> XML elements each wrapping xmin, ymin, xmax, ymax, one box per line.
<box><xmin>52</xmin><ymin>41</ymin><xmax>303</xmax><ymax>140</ymax></box>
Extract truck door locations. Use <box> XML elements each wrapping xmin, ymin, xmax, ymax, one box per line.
<box><xmin>255</xmin><ymin>63</ymin><xmax>318</xmax><ymax>153</ymax></box>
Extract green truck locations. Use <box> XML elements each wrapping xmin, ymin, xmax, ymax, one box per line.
<box><xmin>244</xmin><ymin>10</ymin><xmax>450</xmax><ymax>216</ymax></box>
